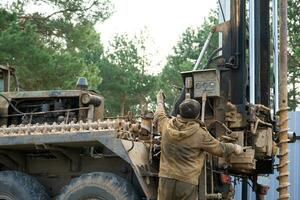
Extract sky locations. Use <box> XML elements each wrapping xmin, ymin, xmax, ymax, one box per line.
<box><xmin>1</xmin><ymin>0</ymin><xmax>218</xmax><ymax>74</ymax></box>
<box><xmin>95</xmin><ymin>0</ymin><xmax>217</xmax><ymax>73</ymax></box>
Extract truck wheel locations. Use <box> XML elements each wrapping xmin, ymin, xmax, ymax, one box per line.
<box><xmin>57</xmin><ymin>172</ymin><xmax>139</xmax><ymax>200</ymax></box>
<box><xmin>0</xmin><ymin>171</ymin><xmax>49</xmax><ymax>200</ymax></box>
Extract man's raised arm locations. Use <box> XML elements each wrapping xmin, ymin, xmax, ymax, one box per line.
<box><xmin>154</xmin><ymin>90</ymin><xmax>169</xmax><ymax>133</ymax></box>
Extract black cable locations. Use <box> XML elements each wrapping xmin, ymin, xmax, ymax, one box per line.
<box><xmin>127</xmin><ymin>140</ymin><xmax>135</xmax><ymax>152</ymax></box>
<box><xmin>0</xmin><ymin>93</ymin><xmax>24</xmax><ymax>114</ymax></box>
<box><xmin>247</xmin><ymin>180</ymin><xmax>255</xmax><ymax>191</ymax></box>
<box><xmin>205</xmin><ymin>48</ymin><xmax>223</xmax><ymax>68</ymax></box>
<box><xmin>218</xmin><ymin>0</ymin><xmax>226</xmax><ymax>22</ymax></box>
<box><xmin>207</xmin><ymin>55</ymin><xmax>224</xmax><ymax>68</ymax></box>
<box><xmin>208</xmin><ymin>48</ymin><xmax>223</xmax><ymax>62</ymax></box>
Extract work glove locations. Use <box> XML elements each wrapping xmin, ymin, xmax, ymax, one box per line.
<box><xmin>156</xmin><ymin>90</ymin><xmax>165</xmax><ymax>104</ymax></box>
<box><xmin>233</xmin><ymin>144</ymin><xmax>243</xmax><ymax>155</ymax></box>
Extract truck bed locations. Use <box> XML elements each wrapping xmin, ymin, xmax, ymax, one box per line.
<box><xmin>0</xmin><ymin>130</ymin><xmax>116</xmax><ymax>148</ymax></box>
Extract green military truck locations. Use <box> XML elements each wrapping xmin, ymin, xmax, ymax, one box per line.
<box><xmin>0</xmin><ymin>65</ymin><xmax>159</xmax><ymax>200</ymax></box>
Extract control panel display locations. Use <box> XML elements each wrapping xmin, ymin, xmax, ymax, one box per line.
<box><xmin>193</xmin><ymin>69</ymin><xmax>220</xmax><ymax>97</ymax></box>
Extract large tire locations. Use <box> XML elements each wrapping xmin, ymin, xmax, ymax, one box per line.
<box><xmin>0</xmin><ymin>171</ymin><xmax>49</xmax><ymax>200</ymax></box>
<box><xmin>57</xmin><ymin>172</ymin><xmax>139</xmax><ymax>200</ymax></box>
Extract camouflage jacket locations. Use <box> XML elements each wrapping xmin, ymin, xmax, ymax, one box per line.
<box><xmin>154</xmin><ymin>103</ymin><xmax>236</xmax><ymax>185</ymax></box>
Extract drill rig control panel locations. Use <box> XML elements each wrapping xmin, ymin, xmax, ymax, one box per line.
<box><xmin>181</xmin><ymin>68</ymin><xmax>276</xmax><ymax>176</ymax></box>
<box><xmin>181</xmin><ymin>69</ymin><xmax>220</xmax><ymax>98</ymax></box>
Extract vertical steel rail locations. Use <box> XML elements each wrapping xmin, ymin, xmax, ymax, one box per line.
<box><xmin>249</xmin><ymin>0</ymin><xmax>255</xmax><ymax>104</ymax></box>
<box><xmin>277</xmin><ymin>0</ymin><xmax>290</xmax><ymax>199</ymax></box>
<box><xmin>273</xmin><ymin>0</ymin><xmax>279</xmax><ymax>113</ymax></box>
<box><xmin>258</xmin><ymin>0</ymin><xmax>271</xmax><ymax>107</ymax></box>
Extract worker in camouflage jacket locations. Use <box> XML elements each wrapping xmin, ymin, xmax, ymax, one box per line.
<box><xmin>154</xmin><ymin>90</ymin><xmax>243</xmax><ymax>200</ymax></box>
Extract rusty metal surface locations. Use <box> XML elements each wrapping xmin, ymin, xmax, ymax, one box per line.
<box><xmin>0</xmin><ymin>130</ymin><xmax>114</xmax><ymax>146</ymax></box>
<box><xmin>0</xmin><ymin>120</ymin><xmax>119</xmax><ymax>135</ymax></box>
<box><xmin>234</xmin><ymin>112</ymin><xmax>300</xmax><ymax>200</ymax></box>
<box><xmin>0</xmin><ymin>112</ymin><xmax>157</xmax><ymax>199</ymax></box>
<box><xmin>277</xmin><ymin>0</ymin><xmax>290</xmax><ymax>199</ymax></box>
<box><xmin>1</xmin><ymin>90</ymin><xmax>84</xmax><ymax>99</ymax></box>
<box><xmin>0</xmin><ymin>130</ymin><xmax>134</xmax><ymax>165</ymax></box>
<box><xmin>229</xmin><ymin>148</ymin><xmax>256</xmax><ymax>173</ymax></box>
<box><xmin>258</xmin><ymin>0</ymin><xmax>271</xmax><ymax>107</ymax></box>
<box><xmin>122</xmin><ymin>140</ymin><xmax>157</xmax><ymax>200</ymax></box>
<box><xmin>229</xmin><ymin>0</ymin><xmax>247</xmax><ymax>105</ymax></box>
<box><xmin>0</xmin><ymin>89</ymin><xmax>105</xmax><ymax>125</ymax></box>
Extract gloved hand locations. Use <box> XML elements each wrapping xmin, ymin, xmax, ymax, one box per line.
<box><xmin>234</xmin><ymin>144</ymin><xmax>243</xmax><ymax>155</ymax></box>
<box><xmin>156</xmin><ymin>90</ymin><xmax>165</xmax><ymax>104</ymax></box>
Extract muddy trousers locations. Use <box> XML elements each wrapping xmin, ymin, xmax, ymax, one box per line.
<box><xmin>157</xmin><ymin>177</ymin><xmax>198</xmax><ymax>200</ymax></box>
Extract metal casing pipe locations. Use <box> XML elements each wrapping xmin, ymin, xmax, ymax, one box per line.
<box><xmin>249</xmin><ymin>0</ymin><xmax>255</xmax><ymax>104</ymax></box>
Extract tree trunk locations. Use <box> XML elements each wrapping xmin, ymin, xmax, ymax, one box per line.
<box><xmin>140</xmin><ymin>96</ymin><xmax>147</xmax><ymax>114</ymax></box>
<box><xmin>120</xmin><ymin>96</ymin><xmax>126</xmax><ymax>116</ymax></box>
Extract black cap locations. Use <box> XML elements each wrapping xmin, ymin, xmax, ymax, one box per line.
<box><xmin>179</xmin><ymin>99</ymin><xmax>201</xmax><ymax>119</ymax></box>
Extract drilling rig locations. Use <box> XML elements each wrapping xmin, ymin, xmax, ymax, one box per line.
<box><xmin>172</xmin><ymin>0</ymin><xmax>292</xmax><ymax>199</ymax></box>
<box><xmin>0</xmin><ymin>0</ymin><xmax>292</xmax><ymax>200</ymax></box>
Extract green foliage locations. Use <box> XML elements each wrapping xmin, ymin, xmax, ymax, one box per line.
<box><xmin>99</xmin><ymin>34</ymin><xmax>155</xmax><ymax>116</ymax></box>
<box><xmin>158</xmin><ymin>11</ymin><xmax>218</xmax><ymax>107</ymax></box>
<box><xmin>0</xmin><ymin>1</ymin><xmax>156</xmax><ymax>117</ymax></box>
<box><xmin>0</xmin><ymin>0</ymin><xmax>112</xmax><ymax>90</ymax></box>
<box><xmin>2</xmin><ymin>0</ymin><xmax>298</xmax><ymax>117</ymax></box>
<box><xmin>287</xmin><ymin>0</ymin><xmax>300</xmax><ymax>110</ymax></box>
